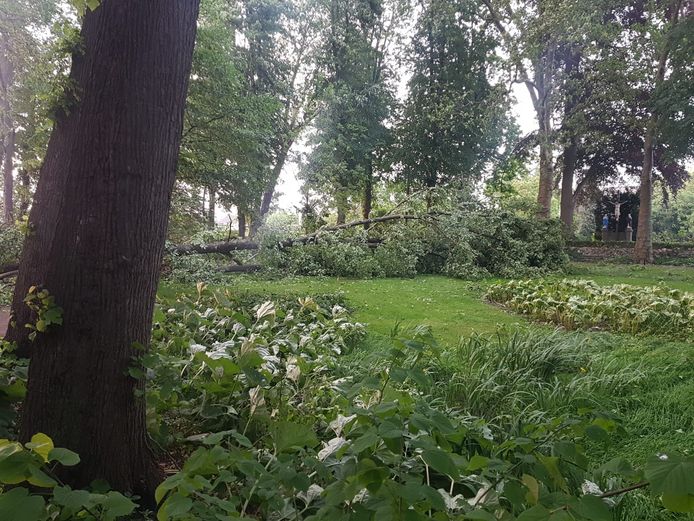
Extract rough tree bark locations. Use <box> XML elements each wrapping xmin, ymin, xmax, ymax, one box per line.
<box><xmin>6</xmin><ymin>0</ymin><xmax>200</xmax><ymax>498</ymax></box>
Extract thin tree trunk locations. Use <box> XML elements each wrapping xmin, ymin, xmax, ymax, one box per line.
<box><xmin>335</xmin><ymin>188</ymin><xmax>348</xmax><ymax>225</ymax></box>
<box><xmin>251</xmin><ymin>147</ymin><xmax>290</xmax><ymax>236</ymax></box>
<box><xmin>1</xmin><ymin>33</ymin><xmax>14</xmax><ymax>225</ymax></box>
<box><xmin>207</xmin><ymin>188</ymin><xmax>216</xmax><ymax>229</ymax></box>
<box><xmin>535</xmin><ymin>95</ymin><xmax>554</xmax><ymax>218</ymax></box>
<box><xmin>8</xmin><ymin>0</ymin><xmax>200</xmax><ymax>499</ymax></box>
<box><xmin>238</xmin><ymin>209</ymin><xmax>246</xmax><ymax>238</ymax></box>
<box><xmin>2</xmin><ymin>128</ymin><xmax>13</xmax><ymax>223</ymax></box>
<box><xmin>18</xmin><ymin>168</ymin><xmax>30</xmax><ymax>216</ymax></box>
<box><xmin>362</xmin><ymin>161</ymin><xmax>373</xmax><ymax>223</ymax></box>
<box><xmin>559</xmin><ymin>47</ymin><xmax>581</xmax><ymax>233</ymax></box>
<box><xmin>634</xmin><ymin>121</ymin><xmax>655</xmax><ymax>263</ymax></box>
<box><xmin>559</xmin><ymin>137</ymin><xmax>578</xmax><ymax>233</ymax></box>
<box><xmin>634</xmin><ymin>0</ymin><xmax>683</xmax><ymax>264</ymax></box>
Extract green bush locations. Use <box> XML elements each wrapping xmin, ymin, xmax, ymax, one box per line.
<box><xmin>0</xmin><ymin>224</ymin><xmax>22</xmax><ymax>269</ymax></box>
<box><xmin>261</xmin><ymin>210</ymin><xmax>568</xmax><ymax>280</ymax></box>
<box><xmin>487</xmin><ymin>279</ymin><xmax>694</xmax><ymax>339</ymax></box>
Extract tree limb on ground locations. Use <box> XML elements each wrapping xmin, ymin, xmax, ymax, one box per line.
<box><xmin>0</xmin><ymin>270</ymin><xmax>18</xmax><ymax>281</ymax></box>
<box><xmin>169</xmin><ymin>214</ymin><xmax>434</xmax><ymax>255</ymax></box>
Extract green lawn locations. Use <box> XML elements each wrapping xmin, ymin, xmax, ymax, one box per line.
<box><xmin>201</xmin><ymin>262</ymin><xmax>694</xmax><ymax>346</ymax></box>
<box><xmin>219</xmin><ymin>275</ymin><xmax>520</xmax><ymax>344</ymax></box>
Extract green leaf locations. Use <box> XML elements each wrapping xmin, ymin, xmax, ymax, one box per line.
<box><xmin>271</xmin><ymin>421</ymin><xmax>318</xmax><ymax>453</ymax></box>
<box><xmin>53</xmin><ymin>486</ymin><xmax>91</xmax><ymax>512</ymax></box>
<box><xmin>571</xmin><ymin>495</ymin><xmax>612</xmax><ymax>521</ymax></box>
<box><xmin>422</xmin><ymin>448</ymin><xmax>459</xmax><ymax>478</ymax></box>
<box><xmin>26</xmin><ymin>433</ymin><xmax>53</xmax><ymax>462</ymax></box>
<box><xmin>158</xmin><ymin>493</ymin><xmax>193</xmax><ymax>521</ymax></box>
<box><xmin>645</xmin><ymin>453</ymin><xmax>694</xmax><ymax>512</ymax></box>
<box><xmin>516</xmin><ymin>504</ymin><xmax>552</xmax><ymax>520</ymax></box>
<box><xmin>49</xmin><ymin>447</ymin><xmax>80</xmax><ymax>466</ymax></box>
<box><xmin>467</xmin><ymin>454</ymin><xmax>490</xmax><ymax>471</ymax></box>
<box><xmin>522</xmin><ymin>474</ymin><xmax>540</xmax><ymax>505</ymax></box>
<box><xmin>98</xmin><ymin>491</ymin><xmax>138</xmax><ymax>520</ymax></box>
<box><xmin>351</xmin><ymin>428</ymin><xmax>379</xmax><ymax>453</ymax></box>
<box><xmin>0</xmin><ymin>488</ymin><xmax>45</xmax><ymax>521</ymax></box>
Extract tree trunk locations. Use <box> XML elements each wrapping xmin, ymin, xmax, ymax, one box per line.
<box><xmin>207</xmin><ymin>188</ymin><xmax>216</xmax><ymax>229</ymax></box>
<box><xmin>559</xmin><ymin>47</ymin><xmax>581</xmax><ymax>233</ymax></box>
<box><xmin>634</xmin><ymin>0</ymin><xmax>683</xmax><ymax>264</ymax></box>
<box><xmin>335</xmin><ymin>189</ymin><xmax>347</xmax><ymax>225</ymax></box>
<box><xmin>238</xmin><ymin>209</ymin><xmax>246</xmax><ymax>238</ymax></box>
<box><xmin>634</xmin><ymin>121</ymin><xmax>655</xmax><ymax>264</ymax></box>
<box><xmin>2</xmin><ymin>128</ymin><xmax>13</xmax><ymax>223</ymax></box>
<box><xmin>18</xmin><ymin>168</ymin><xmax>30</xmax><ymax>216</ymax></box>
<box><xmin>362</xmin><ymin>162</ymin><xmax>373</xmax><ymax>223</ymax></box>
<box><xmin>559</xmin><ymin>137</ymin><xmax>578</xmax><ymax>233</ymax></box>
<box><xmin>251</xmin><ymin>146</ymin><xmax>290</xmax><ymax>236</ymax></box>
<box><xmin>536</xmin><ymin>116</ymin><xmax>554</xmax><ymax>219</ymax></box>
<box><xmin>8</xmin><ymin>0</ymin><xmax>200</xmax><ymax>499</ymax></box>
<box><xmin>1</xmin><ymin>33</ymin><xmax>14</xmax><ymax>225</ymax></box>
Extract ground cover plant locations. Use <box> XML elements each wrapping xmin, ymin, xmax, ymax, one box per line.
<box><xmin>486</xmin><ymin>279</ymin><xmax>694</xmax><ymax>338</ymax></box>
<box><xmin>2</xmin><ymin>272</ymin><xmax>693</xmax><ymax>520</ymax></box>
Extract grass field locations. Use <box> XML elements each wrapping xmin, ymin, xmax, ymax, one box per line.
<box><xmin>166</xmin><ymin>262</ymin><xmax>694</xmax><ymax>520</ymax></box>
<box><xmin>202</xmin><ymin>262</ymin><xmax>694</xmax><ymax>345</ymax></box>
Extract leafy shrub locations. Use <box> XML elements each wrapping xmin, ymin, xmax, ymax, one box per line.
<box><xmin>267</xmin><ymin>230</ymin><xmax>383</xmax><ymax>278</ymax></box>
<box><xmin>144</xmin><ymin>288</ymin><xmax>365</xmax><ymax>444</ymax></box>
<box><xmin>2</xmin><ymin>291</ymin><xmax>693</xmax><ymax>519</ymax></box>
<box><xmin>259</xmin><ymin>210</ymin><xmax>568</xmax><ymax>280</ymax></box>
<box><xmin>0</xmin><ymin>434</ymin><xmax>138</xmax><ymax>520</ymax></box>
<box><xmin>0</xmin><ymin>223</ymin><xmax>22</xmax><ymax>268</ymax></box>
<box><xmin>487</xmin><ymin>279</ymin><xmax>694</xmax><ymax>339</ymax></box>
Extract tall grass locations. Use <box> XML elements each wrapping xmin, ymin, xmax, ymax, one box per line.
<box><xmin>431</xmin><ymin>329</ymin><xmax>643</xmax><ymax>428</ymax></box>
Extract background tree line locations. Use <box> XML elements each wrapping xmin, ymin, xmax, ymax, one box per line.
<box><xmin>1</xmin><ymin>0</ymin><xmax>692</xmax><ymax>259</ymax></box>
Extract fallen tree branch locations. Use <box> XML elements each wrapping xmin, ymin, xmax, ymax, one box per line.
<box><xmin>278</xmin><ymin>214</ymin><xmax>431</xmax><ymax>248</ymax></box>
<box><xmin>0</xmin><ymin>263</ymin><xmax>18</xmax><ymax>274</ymax></box>
<box><xmin>169</xmin><ymin>214</ymin><xmax>434</xmax><ymax>255</ymax></box>
<box><xmin>222</xmin><ymin>264</ymin><xmax>262</xmax><ymax>273</ymax></box>
<box><xmin>0</xmin><ymin>270</ymin><xmax>18</xmax><ymax>281</ymax></box>
<box><xmin>168</xmin><ymin>240</ymin><xmax>259</xmax><ymax>255</ymax></box>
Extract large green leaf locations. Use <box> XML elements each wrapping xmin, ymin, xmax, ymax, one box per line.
<box><xmin>645</xmin><ymin>454</ymin><xmax>694</xmax><ymax>512</ymax></box>
<box><xmin>0</xmin><ymin>487</ymin><xmax>45</xmax><ymax>521</ymax></box>
<box><xmin>422</xmin><ymin>448</ymin><xmax>459</xmax><ymax>478</ymax></box>
<box><xmin>271</xmin><ymin>421</ymin><xmax>318</xmax><ymax>453</ymax></box>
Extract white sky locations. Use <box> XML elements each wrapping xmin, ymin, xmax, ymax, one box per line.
<box><xmin>274</xmin><ymin>82</ymin><xmax>538</xmax><ymax>212</ymax></box>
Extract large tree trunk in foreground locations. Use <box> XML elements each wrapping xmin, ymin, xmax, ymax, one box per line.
<box><xmin>634</xmin><ymin>121</ymin><xmax>655</xmax><ymax>264</ymax></box>
<box><xmin>8</xmin><ymin>0</ymin><xmax>200</xmax><ymax>499</ymax></box>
